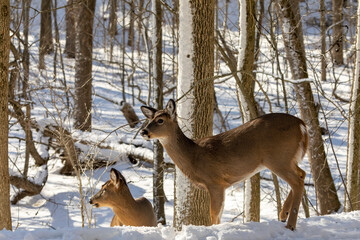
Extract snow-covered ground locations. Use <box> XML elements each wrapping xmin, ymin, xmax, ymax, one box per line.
<box><xmin>3</xmin><ymin>0</ymin><xmax>360</xmax><ymax>239</ymax></box>
<box><xmin>1</xmin><ymin>211</ymin><xmax>360</xmax><ymax>239</ymax></box>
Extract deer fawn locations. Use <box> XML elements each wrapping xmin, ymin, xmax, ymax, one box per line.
<box><xmin>89</xmin><ymin>168</ymin><xmax>157</xmax><ymax>227</ymax></box>
<box><xmin>141</xmin><ymin>99</ymin><xmax>308</xmax><ymax>231</ymax></box>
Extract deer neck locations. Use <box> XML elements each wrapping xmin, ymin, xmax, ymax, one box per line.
<box><xmin>159</xmin><ymin>126</ymin><xmax>200</xmax><ymax>178</ymax></box>
<box><xmin>112</xmin><ymin>188</ymin><xmax>137</xmax><ymax>216</ymax></box>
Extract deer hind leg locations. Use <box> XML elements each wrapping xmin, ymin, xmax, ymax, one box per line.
<box><xmin>280</xmin><ymin>190</ymin><xmax>293</xmax><ymax>222</ymax></box>
<box><xmin>270</xmin><ymin>165</ymin><xmax>305</xmax><ymax>231</ymax></box>
<box><xmin>208</xmin><ymin>186</ymin><xmax>225</xmax><ymax>225</ymax></box>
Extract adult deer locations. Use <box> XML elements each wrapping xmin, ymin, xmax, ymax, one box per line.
<box><xmin>140</xmin><ymin>99</ymin><xmax>308</xmax><ymax>230</ymax></box>
<box><xmin>89</xmin><ymin>168</ymin><xmax>157</xmax><ymax>227</ymax></box>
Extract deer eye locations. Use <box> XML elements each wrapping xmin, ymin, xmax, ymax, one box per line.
<box><xmin>157</xmin><ymin>119</ymin><xmax>164</xmax><ymax>124</ymax></box>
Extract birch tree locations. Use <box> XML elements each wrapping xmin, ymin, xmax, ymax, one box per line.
<box><xmin>175</xmin><ymin>0</ymin><xmax>215</xmax><ymax>229</ymax></box>
<box><xmin>152</xmin><ymin>0</ymin><xmax>166</xmax><ymax>225</ymax></box>
<box><xmin>345</xmin><ymin>1</ymin><xmax>360</xmax><ymax>212</ymax></box>
<box><xmin>237</xmin><ymin>0</ymin><xmax>260</xmax><ymax>223</ymax></box>
<box><xmin>0</xmin><ymin>0</ymin><xmax>12</xmax><ymax>230</ymax></box>
<box><xmin>276</xmin><ymin>0</ymin><xmax>341</xmax><ymax>215</ymax></box>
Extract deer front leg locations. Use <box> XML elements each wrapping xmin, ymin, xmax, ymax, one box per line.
<box><xmin>208</xmin><ymin>186</ymin><xmax>225</xmax><ymax>225</ymax></box>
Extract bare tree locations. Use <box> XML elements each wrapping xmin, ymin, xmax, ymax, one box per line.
<box><xmin>345</xmin><ymin>0</ymin><xmax>360</xmax><ymax>212</ymax></box>
<box><xmin>276</xmin><ymin>0</ymin><xmax>341</xmax><ymax>215</ymax></box>
<box><xmin>109</xmin><ymin>0</ymin><xmax>117</xmax><ymax>61</ymax></box>
<box><xmin>0</xmin><ymin>0</ymin><xmax>12</xmax><ymax>230</ymax></box>
<box><xmin>128</xmin><ymin>0</ymin><xmax>135</xmax><ymax>47</ymax></box>
<box><xmin>74</xmin><ymin>0</ymin><xmax>96</xmax><ymax>131</ymax></box>
<box><xmin>331</xmin><ymin>0</ymin><xmax>344</xmax><ymax>65</ymax></box>
<box><xmin>320</xmin><ymin>0</ymin><xmax>327</xmax><ymax>81</ymax></box>
<box><xmin>65</xmin><ymin>0</ymin><xmax>76</xmax><ymax>58</ymax></box>
<box><xmin>237</xmin><ymin>0</ymin><xmax>260</xmax><ymax>223</ymax></box>
<box><xmin>39</xmin><ymin>0</ymin><xmax>54</xmax><ymax>69</ymax></box>
<box><xmin>152</xmin><ymin>0</ymin><xmax>166</xmax><ymax>225</ymax></box>
<box><xmin>174</xmin><ymin>0</ymin><xmax>215</xmax><ymax>229</ymax></box>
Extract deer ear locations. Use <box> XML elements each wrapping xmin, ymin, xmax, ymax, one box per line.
<box><xmin>166</xmin><ymin>99</ymin><xmax>176</xmax><ymax>120</ymax></box>
<box><xmin>110</xmin><ymin>168</ymin><xmax>121</xmax><ymax>188</ymax></box>
<box><xmin>141</xmin><ymin>106</ymin><xmax>157</xmax><ymax>119</ymax></box>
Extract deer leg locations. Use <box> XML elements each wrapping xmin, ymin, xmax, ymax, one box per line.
<box><xmin>285</xmin><ymin>166</ymin><xmax>305</xmax><ymax>231</ymax></box>
<box><xmin>208</xmin><ymin>186</ymin><xmax>225</xmax><ymax>225</ymax></box>
<box><xmin>280</xmin><ymin>190</ymin><xmax>293</xmax><ymax>222</ymax></box>
<box><xmin>269</xmin><ymin>165</ymin><xmax>305</xmax><ymax>231</ymax></box>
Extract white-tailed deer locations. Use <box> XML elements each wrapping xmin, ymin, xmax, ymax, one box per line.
<box><xmin>141</xmin><ymin>99</ymin><xmax>308</xmax><ymax>231</ymax></box>
<box><xmin>89</xmin><ymin>168</ymin><xmax>157</xmax><ymax>227</ymax></box>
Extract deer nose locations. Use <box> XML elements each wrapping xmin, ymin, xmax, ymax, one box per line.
<box><xmin>89</xmin><ymin>198</ymin><xmax>93</xmax><ymax>204</ymax></box>
<box><xmin>141</xmin><ymin>129</ymin><xmax>148</xmax><ymax>137</ymax></box>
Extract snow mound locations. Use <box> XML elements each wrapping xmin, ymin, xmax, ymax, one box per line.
<box><xmin>1</xmin><ymin>211</ymin><xmax>359</xmax><ymax>240</ymax></box>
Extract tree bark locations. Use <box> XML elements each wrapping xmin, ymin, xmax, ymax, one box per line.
<box><xmin>276</xmin><ymin>0</ymin><xmax>341</xmax><ymax>215</ymax></box>
<box><xmin>152</xmin><ymin>0</ymin><xmax>166</xmax><ymax>225</ymax></box>
<box><xmin>128</xmin><ymin>0</ymin><xmax>135</xmax><ymax>47</ymax></box>
<box><xmin>174</xmin><ymin>0</ymin><xmax>214</xmax><ymax>229</ymax></box>
<box><xmin>237</xmin><ymin>0</ymin><xmax>260</xmax><ymax>223</ymax></box>
<box><xmin>345</xmin><ymin>1</ymin><xmax>360</xmax><ymax>212</ymax></box>
<box><xmin>39</xmin><ymin>0</ymin><xmax>53</xmax><ymax>69</ymax></box>
<box><xmin>109</xmin><ymin>0</ymin><xmax>117</xmax><ymax>61</ymax></box>
<box><xmin>74</xmin><ymin>0</ymin><xmax>96</xmax><ymax>131</ymax></box>
<box><xmin>320</xmin><ymin>0</ymin><xmax>327</xmax><ymax>81</ymax></box>
<box><xmin>0</xmin><ymin>0</ymin><xmax>12</xmax><ymax>230</ymax></box>
<box><xmin>65</xmin><ymin>0</ymin><xmax>76</xmax><ymax>58</ymax></box>
<box><xmin>331</xmin><ymin>0</ymin><xmax>344</xmax><ymax>65</ymax></box>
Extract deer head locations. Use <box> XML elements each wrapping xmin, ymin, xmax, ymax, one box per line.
<box><xmin>89</xmin><ymin>168</ymin><xmax>128</xmax><ymax>208</ymax></box>
<box><xmin>140</xmin><ymin>99</ymin><xmax>177</xmax><ymax>140</ymax></box>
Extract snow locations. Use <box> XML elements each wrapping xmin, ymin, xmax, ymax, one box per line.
<box><xmin>4</xmin><ymin>0</ymin><xmax>360</xmax><ymax>239</ymax></box>
<box><xmin>1</xmin><ymin>211</ymin><xmax>360</xmax><ymax>239</ymax></box>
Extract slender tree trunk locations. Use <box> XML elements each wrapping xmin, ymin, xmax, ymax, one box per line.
<box><xmin>237</xmin><ymin>0</ymin><xmax>260</xmax><ymax>223</ymax></box>
<box><xmin>74</xmin><ymin>0</ymin><xmax>96</xmax><ymax>131</ymax></box>
<box><xmin>175</xmin><ymin>0</ymin><xmax>214</xmax><ymax>229</ymax></box>
<box><xmin>65</xmin><ymin>0</ymin><xmax>76</xmax><ymax>58</ymax></box>
<box><xmin>128</xmin><ymin>0</ymin><xmax>135</xmax><ymax>47</ymax></box>
<box><xmin>320</xmin><ymin>0</ymin><xmax>327</xmax><ymax>81</ymax></box>
<box><xmin>22</xmin><ymin>0</ymin><xmax>31</xmax><ymax>177</ymax></box>
<box><xmin>121</xmin><ymin>0</ymin><xmax>126</xmax><ymax>102</ymax></box>
<box><xmin>152</xmin><ymin>0</ymin><xmax>166</xmax><ymax>225</ymax></box>
<box><xmin>0</xmin><ymin>0</ymin><xmax>12</xmax><ymax>230</ymax></box>
<box><xmin>137</xmin><ymin>0</ymin><xmax>144</xmax><ymax>54</ymax></box>
<box><xmin>331</xmin><ymin>0</ymin><xmax>344</xmax><ymax>65</ymax></box>
<box><xmin>39</xmin><ymin>0</ymin><xmax>53</xmax><ymax>69</ymax></box>
<box><xmin>345</xmin><ymin>1</ymin><xmax>360</xmax><ymax>212</ymax></box>
<box><xmin>276</xmin><ymin>0</ymin><xmax>341</xmax><ymax>215</ymax></box>
<box><xmin>109</xmin><ymin>0</ymin><xmax>117</xmax><ymax>62</ymax></box>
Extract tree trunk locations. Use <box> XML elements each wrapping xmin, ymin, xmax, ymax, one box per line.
<box><xmin>276</xmin><ymin>0</ymin><xmax>341</xmax><ymax>215</ymax></box>
<box><xmin>237</xmin><ymin>0</ymin><xmax>260</xmax><ymax>223</ymax></box>
<box><xmin>345</xmin><ymin>1</ymin><xmax>360</xmax><ymax>212</ymax></box>
<box><xmin>152</xmin><ymin>0</ymin><xmax>166</xmax><ymax>225</ymax></box>
<box><xmin>0</xmin><ymin>0</ymin><xmax>12</xmax><ymax>230</ymax></box>
<box><xmin>128</xmin><ymin>0</ymin><xmax>135</xmax><ymax>47</ymax></box>
<box><xmin>74</xmin><ymin>0</ymin><xmax>96</xmax><ymax>131</ymax></box>
<box><xmin>22</xmin><ymin>0</ymin><xmax>31</xmax><ymax>177</ymax></box>
<box><xmin>320</xmin><ymin>0</ymin><xmax>327</xmax><ymax>81</ymax></box>
<box><xmin>331</xmin><ymin>0</ymin><xmax>344</xmax><ymax>65</ymax></box>
<box><xmin>174</xmin><ymin>0</ymin><xmax>214</xmax><ymax>229</ymax></box>
<box><xmin>65</xmin><ymin>0</ymin><xmax>76</xmax><ymax>58</ymax></box>
<box><xmin>39</xmin><ymin>0</ymin><xmax>53</xmax><ymax>69</ymax></box>
<box><xmin>109</xmin><ymin>0</ymin><xmax>117</xmax><ymax>61</ymax></box>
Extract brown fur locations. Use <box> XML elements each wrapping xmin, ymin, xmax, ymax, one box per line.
<box><xmin>89</xmin><ymin>168</ymin><xmax>157</xmax><ymax>227</ymax></box>
<box><xmin>141</xmin><ymin>99</ymin><xmax>308</xmax><ymax>230</ymax></box>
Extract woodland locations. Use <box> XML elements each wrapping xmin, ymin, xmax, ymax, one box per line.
<box><xmin>0</xmin><ymin>0</ymin><xmax>359</xmax><ymax>238</ymax></box>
